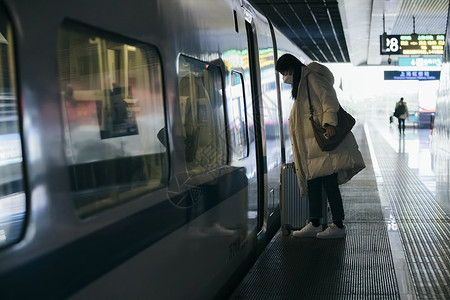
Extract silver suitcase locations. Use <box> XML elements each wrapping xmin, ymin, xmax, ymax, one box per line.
<box><xmin>280</xmin><ymin>162</ymin><xmax>309</xmax><ymax>235</ymax></box>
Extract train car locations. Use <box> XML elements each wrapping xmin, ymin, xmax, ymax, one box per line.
<box><xmin>0</xmin><ymin>0</ymin><xmax>310</xmax><ymax>299</ymax></box>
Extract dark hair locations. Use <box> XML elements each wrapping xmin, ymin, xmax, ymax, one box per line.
<box><xmin>276</xmin><ymin>54</ymin><xmax>304</xmax><ymax>99</ymax></box>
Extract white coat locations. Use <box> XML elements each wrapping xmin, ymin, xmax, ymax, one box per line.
<box><xmin>288</xmin><ymin>62</ymin><xmax>365</xmax><ymax>195</ymax></box>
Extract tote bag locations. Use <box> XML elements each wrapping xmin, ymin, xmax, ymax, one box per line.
<box><xmin>306</xmin><ymin>78</ymin><xmax>355</xmax><ymax>151</ymax></box>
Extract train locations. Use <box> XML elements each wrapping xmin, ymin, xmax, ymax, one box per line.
<box><xmin>0</xmin><ymin>0</ymin><xmax>311</xmax><ymax>299</ymax></box>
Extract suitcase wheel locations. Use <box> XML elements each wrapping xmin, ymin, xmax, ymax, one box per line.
<box><xmin>282</xmin><ymin>224</ymin><xmax>293</xmax><ymax>236</ymax></box>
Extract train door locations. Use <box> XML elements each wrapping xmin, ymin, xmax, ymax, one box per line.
<box><xmin>244</xmin><ymin>11</ymin><xmax>282</xmax><ymax>235</ymax></box>
<box><xmin>245</xmin><ymin>20</ymin><xmax>265</xmax><ymax>233</ymax></box>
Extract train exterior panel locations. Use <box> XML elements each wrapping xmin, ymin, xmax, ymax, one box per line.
<box><xmin>433</xmin><ymin>11</ymin><xmax>450</xmax><ymax>217</ymax></box>
<box><xmin>0</xmin><ymin>0</ymin><xmax>309</xmax><ymax>299</ymax></box>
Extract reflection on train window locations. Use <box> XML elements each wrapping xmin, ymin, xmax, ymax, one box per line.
<box><xmin>58</xmin><ymin>23</ymin><xmax>168</xmax><ymax>218</ymax></box>
<box><xmin>0</xmin><ymin>8</ymin><xmax>26</xmax><ymax>249</ymax></box>
<box><xmin>228</xmin><ymin>71</ymin><xmax>249</xmax><ymax>160</ymax></box>
<box><xmin>178</xmin><ymin>56</ymin><xmax>227</xmax><ymax>175</ymax></box>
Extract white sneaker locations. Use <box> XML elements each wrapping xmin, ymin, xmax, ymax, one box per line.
<box><xmin>316</xmin><ymin>223</ymin><xmax>346</xmax><ymax>239</ymax></box>
<box><xmin>292</xmin><ymin>222</ymin><xmax>322</xmax><ymax>238</ymax></box>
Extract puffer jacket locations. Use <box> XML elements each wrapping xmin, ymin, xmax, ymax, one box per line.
<box><xmin>289</xmin><ymin>62</ymin><xmax>365</xmax><ymax>195</ymax></box>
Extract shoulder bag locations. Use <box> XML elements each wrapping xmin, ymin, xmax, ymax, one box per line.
<box><xmin>306</xmin><ymin>77</ymin><xmax>355</xmax><ymax>151</ymax></box>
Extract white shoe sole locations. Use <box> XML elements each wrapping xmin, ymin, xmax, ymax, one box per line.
<box><xmin>292</xmin><ymin>229</ymin><xmax>322</xmax><ymax>238</ymax></box>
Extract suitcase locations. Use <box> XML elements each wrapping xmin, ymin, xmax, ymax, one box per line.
<box><xmin>280</xmin><ymin>163</ymin><xmax>330</xmax><ymax>235</ymax></box>
<box><xmin>280</xmin><ymin>162</ymin><xmax>309</xmax><ymax>235</ymax></box>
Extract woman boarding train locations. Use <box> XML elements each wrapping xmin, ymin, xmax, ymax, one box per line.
<box><xmin>276</xmin><ymin>54</ymin><xmax>365</xmax><ymax>239</ymax></box>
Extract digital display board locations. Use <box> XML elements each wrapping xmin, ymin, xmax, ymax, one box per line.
<box><xmin>384</xmin><ymin>71</ymin><xmax>440</xmax><ymax>80</ymax></box>
<box><xmin>380</xmin><ymin>34</ymin><xmax>445</xmax><ymax>55</ymax></box>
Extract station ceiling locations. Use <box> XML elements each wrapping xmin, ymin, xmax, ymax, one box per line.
<box><xmin>250</xmin><ymin>0</ymin><xmax>450</xmax><ymax>66</ymax></box>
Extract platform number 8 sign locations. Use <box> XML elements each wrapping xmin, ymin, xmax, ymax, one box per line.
<box><xmin>380</xmin><ymin>35</ymin><xmax>401</xmax><ymax>54</ymax></box>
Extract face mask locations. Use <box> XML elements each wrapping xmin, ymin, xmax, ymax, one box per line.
<box><xmin>282</xmin><ymin>74</ymin><xmax>293</xmax><ymax>85</ymax></box>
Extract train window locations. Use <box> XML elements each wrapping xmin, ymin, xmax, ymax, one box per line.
<box><xmin>178</xmin><ymin>55</ymin><xmax>227</xmax><ymax>175</ymax></box>
<box><xmin>228</xmin><ymin>71</ymin><xmax>249</xmax><ymax>160</ymax></box>
<box><xmin>0</xmin><ymin>8</ymin><xmax>26</xmax><ymax>248</ymax></box>
<box><xmin>58</xmin><ymin>22</ymin><xmax>168</xmax><ymax>218</ymax></box>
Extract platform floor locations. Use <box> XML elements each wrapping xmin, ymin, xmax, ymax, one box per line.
<box><xmin>229</xmin><ymin>122</ymin><xmax>450</xmax><ymax>300</ymax></box>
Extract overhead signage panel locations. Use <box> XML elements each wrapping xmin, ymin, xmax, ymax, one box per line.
<box><xmin>380</xmin><ymin>34</ymin><xmax>445</xmax><ymax>55</ymax></box>
<box><xmin>384</xmin><ymin>70</ymin><xmax>440</xmax><ymax>80</ymax></box>
<box><xmin>398</xmin><ymin>57</ymin><xmax>442</xmax><ymax>67</ymax></box>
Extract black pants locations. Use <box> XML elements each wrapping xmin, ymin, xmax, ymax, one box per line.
<box><xmin>307</xmin><ymin>173</ymin><xmax>344</xmax><ymax>222</ymax></box>
<box><xmin>398</xmin><ymin>118</ymin><xmax>405</xmax><ymax>132</ymax></box>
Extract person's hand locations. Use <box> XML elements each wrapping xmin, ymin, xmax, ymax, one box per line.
<box><xmin>325</xmin><ymin>125</ymin><xmax>336</xmax><ymax>138</ymax></box>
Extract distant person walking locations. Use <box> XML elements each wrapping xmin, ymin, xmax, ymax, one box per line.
<box><xmin>394</xmin><ymin>97</ymin><xmax>409</xmax><ymax>134</ymax></box>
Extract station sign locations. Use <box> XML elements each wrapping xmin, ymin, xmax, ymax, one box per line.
<box><xmin>380</xmin><ymin>34</ymin><xmax>445</xmax><ymax>55</ymax></box>
<box><xmin>398</xmin><ymin>57</ymin><xmax>442</xmax><ymax>67</ymax></box>
<box><xmin>384</xmin><ymin>70</ymin><xmax>440</xmax><ymax>80</ymax></box>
